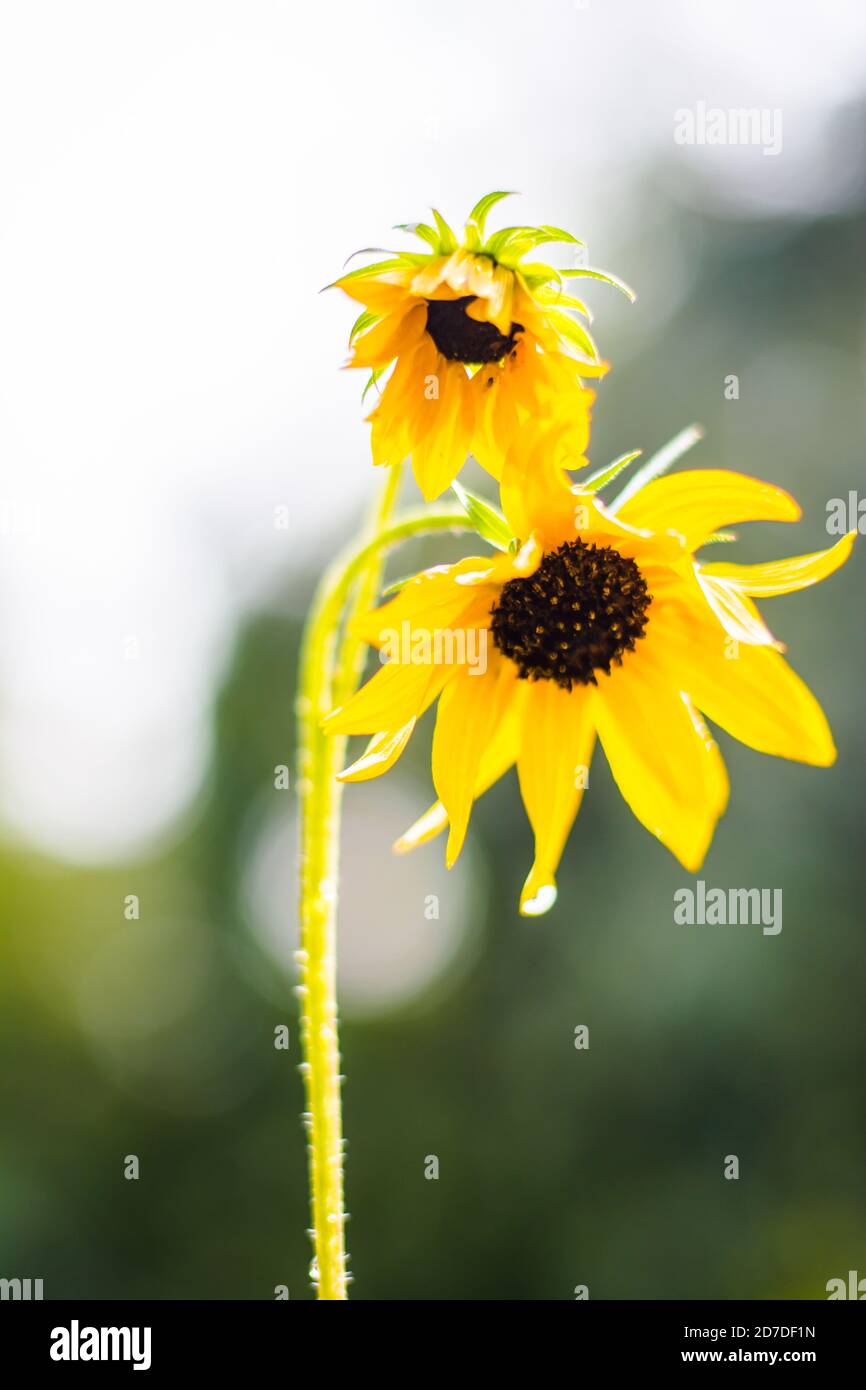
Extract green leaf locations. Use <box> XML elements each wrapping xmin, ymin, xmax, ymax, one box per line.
<box><xmin>431</xmin><ymin>208</ymin><xmax>457</xmax><ymax>253</ymax></box>
<box><xmin>582</xmin><ymin>450</ymin><xmax>643</xmax><ymax>493</ymax></box>
<box><xmin>451</xmin><ymin>480</ymin><xmax>514</xmax><ymax>551</ymax></box>
<box><xmin>609</xmin><ymin>424</ymin><xmax>705</xmax><ymax>510</ymax></box>
<box><xmin>560</xmin><ymin>266</ymin><xmax>636</xmax><ymax>302</ymax></box>
<box><xmin>466</xmin><ymin>191</ymin><xmax>516</xmax><ymax>238</ymax></box>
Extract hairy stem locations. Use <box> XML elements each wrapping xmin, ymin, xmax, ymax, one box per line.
<box><xmin>296</xmin><ymin>488</ymin><xmax>471</xmax><ymax>1298</ymax></box>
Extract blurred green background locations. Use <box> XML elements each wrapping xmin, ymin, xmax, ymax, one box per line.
<box><xmin>2</xmin><ymin>174</ymin><xmax>865</xmax><ymax>1300</ymax></box>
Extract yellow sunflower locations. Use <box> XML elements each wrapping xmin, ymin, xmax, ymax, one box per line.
<box><xmin>333</xmin><ymin>193</ymin><xmax>629</xmax><ymax>501</ymax></box>
<box><xmin>323</xmin><ymin>426</ymin><xmax>854</xmax><ymax>915</ymax></box>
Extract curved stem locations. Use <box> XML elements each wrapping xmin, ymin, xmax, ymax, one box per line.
<box><xmin>296</xmin><ymin>495</ymin><xmax>472</xmax><ymax>1298</ymax></box>
<box><xmin>334</xmin><ymin>463</ymin><xmax>403</xmax><ymax>707</ymax></box>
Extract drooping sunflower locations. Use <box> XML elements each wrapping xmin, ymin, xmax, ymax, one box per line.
<box><xmin>333</xmin><ymin>193</ymin><xmax>629</xmax><ymax>501</ymax></box>
<box><xmin>323</xmin><ymin>425</ymin><xmax>855</xmax><ymax>915</ymax></box>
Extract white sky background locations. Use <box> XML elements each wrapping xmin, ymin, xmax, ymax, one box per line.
<box><xmin>1</xmin><ymin>0</ymin><xmax>865</xmax><ymax>862</ymax></box>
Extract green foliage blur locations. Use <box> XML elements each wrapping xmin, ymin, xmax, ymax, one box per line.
<box><xmin>2</xmin><ymin>183</ymin><xmax>865</xmax><ymax>1300</ymax></box>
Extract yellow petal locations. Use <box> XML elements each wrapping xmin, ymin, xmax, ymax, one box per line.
<box><xmin>567</xmin><ymin>357</ymin><xmax>610</xmax><ymax>379</ymax></box>
<box><xmin>368</xmin><ymin>333</ymin><xmax>441</xmax><ymax>467</ymax></box>
<box><xmin>573</xmin><ymin>492</ymin><xmax>686</xmax><ymax>565</ymax></box>
<box><xmin>348</xmin><ymin>303</ymin><xmax>426</xmax><ymax>369</ymax></box>
<box><xmin>470</xmin><ymin>362</ymin><xmax>522</xmax><ymax>480</ymax></box>
<box><xmin>323</xmin><ymin>658</ymin><xmax>450</xmax><ymax>736</ymax></box>
<box><xmin>411</xmin><ymin>360</ymin><xmax>476</xmax><ymax>500</ymax></box>
<box><xmin>393</xmin><ymin>679</ymin><xmax>526</xmax><ymax>853</ymax></box>
<box><xmin>395</xmin><ymin>331</ymin><xmax>445</xmax><ymax>443</ymax></box>
<box><xmin>498</xmin><ymin>420</ymin><xmax>682</xmax><ymax>562</ymax></box>
<box><xmin>432</xmin><ymin>658</ymin><xmax>512</xmax><ymax>866</ymax></box>
<box><xmin>448</xmin><ymin>533</ymin><xmax>544</xmax><ymax>591</ymax></box>
<box><xmin>699</xmin><ymin>530</ymin><xmax>856</xmax><ymax>596</ymax></box>
<box><xmin>517</xmin><ymin>680</ymin><xmax>596</xmax><ymax>916</ymax></box>
<box><xmin>367</xmin><ymin>347</ymin><xmax>422</xmax><ymax>468</ymax></box>
<box><xmin>472</xmin><ymin>674</ymin><xmax>525</xmax><ymax>787</ymax></box>
<box><xmin>369</xmin><ymin>403</ymin><xmax>411</xmax><ymax>471</ymax></box>
<box><xmin>393</xmin><ymin>800</ymin><xmax>449</xmax><ymax>853</ymax></box>
<box><xmin>351</xmin><ymin>558</ymin><xmax>495</xmax><ymax>648</ymax></box>
<box><xmin>499</xmin><ymin>419</ymin><xmax>587</xmax><ymax>543</ymax></box>
<box><xmin>470</xmin><ymin>339</ymin><xmax>594</xmax><ymax>484</ymax></box>
<box><xmin>465</xmin><ymin>262</ymin><xmax>515</xmax><ymax>333</ymax></box>
<box><xmin>648</xmin><ymin>604</ymin><xmax>836</xmax><ymax>766</ymax></box>
<box><xmin>446</xmin><ymin>248</ymin><xmax>488</xmax><ymax>295</ymax></box>
<box><xmin>533</xmin><ymin>353</ymin><xmax>598</xmax><ymax>440</ymax></box>
<box><xmin>410</xmin><ymin>255</ymin><xmax>453</xmax><ymax>298</ymax></box>
<box><xmin>617</xmin><ymin>470</ymin><xmax>801</xmax><ymax>551</ymax></box>
<box><xmin>434</xmin><ymin>249</ymin><xmax>514</xmax><ymax>321</ymax></box>
<box><xmin>695</xmin><ymin>572</ymin><xmax>783</xmax><ymax>650</ymax></box>
<box><xmin>337</xmin><ymin>721</ymin><xmax>416</xmax><ymax>783</ymax></box>
<box><xmin>335</xmin><ymin>271</ymin><xmax>415</xmax><ymax>313</ymax></box>
<box><xmin>594</xmin><ymin>655</ymin><xmax>730</xmax><ymax>871</ymax></box>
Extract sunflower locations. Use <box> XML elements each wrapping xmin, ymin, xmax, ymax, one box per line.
<box><xmin>333</xmin><ymin>192</ymin><xmax>630</xmax><ymax>501</ymax></box>
<box><xmin>322</xmin><ymin>425</ymin><xmax>855</xmax><ymax>915</ymax></box>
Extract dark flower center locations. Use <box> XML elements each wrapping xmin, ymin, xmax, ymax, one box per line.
<box><xmin>425</xmin><ymin>295</ymin><xmax>522</xmax><ymax>363</ymax></box>
<box><xmin>490</xmin><ymin>539</ymin><xmax>652</xmax><ymax>689</ymax></box>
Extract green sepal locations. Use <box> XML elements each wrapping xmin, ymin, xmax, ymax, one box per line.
<box><xmin>349</xmin><ymin>309</ymin><xmax>380</xmax><ymax>343</ymax></box>
<box><xmin>395</xmin><ymin>222</ymin><xmax>439</xmax><ymax>250</ymax></box>
<box><xmin>582</xmin><ymin>450</ymin><xmax>643</xmax><ymax>493</ymax></box>
<box><xmin>609</xmin><ymin>425</ymin><xmax>705</xmax><ymax>510</ymax></box>
<box><xmin>431</xmin><ymin>208</ymin><xmax>457</xmax><ymax>254</ymax></box>
<box><xmin>560</xmin><ymin>266</ymin><xmax>636</xmax><ymax>302</ymax></box>
<box><xmin>380</xmin><ymin>573</ymin><xmax>415</xmax><ymax>598</ymax></box>
<box><xmin>361</xmin><ymin>367</ymin><xmax>387</xmax><ymax>404</ymax></box>
<box><xmin>485</xmin><ymin>225</ymin><xmax>582</xmax><ymax>263</ymax></box>
<box><xmin>547</xmin><ymin>311</ymin><xmax>600</xmax><ymax>361</ymax></box>
<box><xmin>326</xmin><ymin>256</ymin><xmax>412</xmax><ymax>291</ymax></box>
<box><xmin>519</xmin><ymin>262</ymin><xmax>563</xmax><ymax>291</ymax></box>
<box><xmin>466</xmin><ymin>191</ymin><xmax>516</xmax><ymax>239</ymax></box>
<box><xmin>451</xmin><ymin>480</ymin><xmax>514</xmax><ymax>551</ymax></box>
<box><xmin>535</xmin><ymin>286</ymin><xmax>593</xmax><ymax>318</ymax></box>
